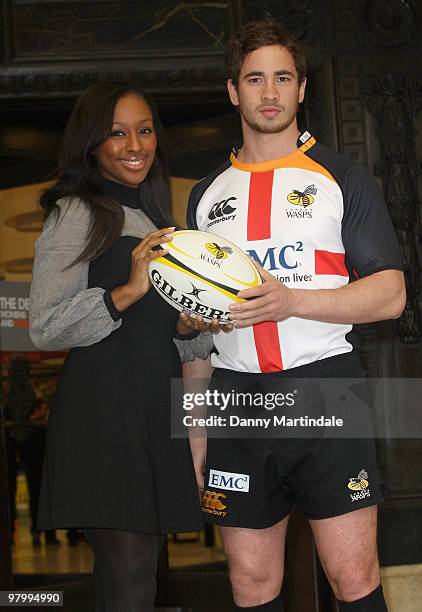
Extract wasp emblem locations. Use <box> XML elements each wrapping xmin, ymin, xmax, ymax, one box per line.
<box><xmin>347</xmin><ymin>469</ymin><xmax>369</xmax><ymax>492</ymax></box>
<box><xmin>205</xmin><ymin>242</ymin><xmax>233</xmax><ymax>260</ymax></box>
<box><xmin>287</xmin><ymin>184</ymin><xmax>317</xmax><ymax>207</ymax></box>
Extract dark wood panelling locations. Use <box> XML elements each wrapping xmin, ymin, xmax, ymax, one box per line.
<box><xmin>0</xmin><ymin>0</ymin><xmax>230</xmax><ymax>101</ymax></box>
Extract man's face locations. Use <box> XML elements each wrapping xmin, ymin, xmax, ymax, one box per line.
<box><xmin>228</xmin><ymin>45</ymin><xmax>306</xmax><ymax>134</ymax></box>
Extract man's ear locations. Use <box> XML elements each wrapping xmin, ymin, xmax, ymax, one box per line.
<box><xmin>298</xmin><ymin>77</ymin><xmax>307</xmax><ymax>104</ymax></box>
<box><xmin>227</xmin><ymin>79</ymin><xmax>239</xmax><ymax>107</ymax></box>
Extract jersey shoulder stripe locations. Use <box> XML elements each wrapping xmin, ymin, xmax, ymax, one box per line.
<box><xmin>303</xmin><ymin>142</ymin><xmax>358</xmax><ymax>191</ymax></box>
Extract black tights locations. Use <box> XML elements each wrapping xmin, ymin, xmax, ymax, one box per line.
<box><xmin>84</xmin><ymin>528</ymin><xmax>166</xmax><ymax>612</ymax></box>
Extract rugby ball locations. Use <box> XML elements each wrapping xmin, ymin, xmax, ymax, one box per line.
<box><xmin>148</xmin><ymin>230</ymin><xmax>262</xmax><ymax>324</ymax></box>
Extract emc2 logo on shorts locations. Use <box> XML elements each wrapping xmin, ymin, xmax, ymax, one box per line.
<box><xmin>208</xmin><ymin>469</ymin><xmax>250</xmax><ymax>493</ymax></box>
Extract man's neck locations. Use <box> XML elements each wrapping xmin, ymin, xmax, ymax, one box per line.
<box><xmin>237</xmin><ymin>121</ymin><xmax>300</xmax><ymax>164</ymax></box>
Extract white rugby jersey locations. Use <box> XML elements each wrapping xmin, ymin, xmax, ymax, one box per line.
<box><xmin>187</xmin><ymin>133</ymin><xmax>402</xmax><ymax>373</ymax></box>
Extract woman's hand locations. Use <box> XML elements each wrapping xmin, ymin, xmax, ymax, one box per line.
<box><xmin>127</xmin><ymin>227</ymin><xmax>175</xmax><ymax>298</ymax></box>
<box><xmin>176</xmin><ymin>312</ymin><xmax>234</xmax><ymax>335</ymax></box>
<box><xmin>111</xmin><ymin>227</ymin><xmax>174</xmax><ymax>312</ymax></box>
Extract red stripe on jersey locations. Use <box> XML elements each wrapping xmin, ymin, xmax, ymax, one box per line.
<box><xmin>247</xmin><ymin>170</ymin><xmax>283</xmax><ymax>372</ymax></box>
<box><xmin>247</xmin><ymin>171</ymin><xmax>274</xmax><ymax>240</ymax></box>
<box><xmin>253</xmin><ymin>323</ymin><xmax>284</xmax><ymax>372</ymax></box>
<box><xmin>315</xmin><ymin>250</ymin><xmax>348</xmax><ymax>276</ymax></box>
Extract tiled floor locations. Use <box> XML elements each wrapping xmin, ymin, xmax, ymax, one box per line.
<box><xmin>12</xmin><ymin>521</ymin><xmax>225</xmax><ymax>575</ymax></box>
<box><xmin>382</xmin><ymin>564</ymin><xmax>422</xmax><ymax>612</ymax></box>
<box><xmin>11</xmin><ymin>473</ymin><xmax>225</xmax><ymax>575</ymax></box>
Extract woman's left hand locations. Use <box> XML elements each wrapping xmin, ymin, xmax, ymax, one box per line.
<box><xmin>176</xmin><ymin>312</ymin><xmax>233</xmax><ymax>335</ymax></box>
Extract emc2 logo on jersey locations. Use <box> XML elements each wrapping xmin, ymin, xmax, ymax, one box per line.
<box><xmin>207</xmin><ymin>197</ymin><xmax>237</xmax><ymax>228</ymax></box>
<box><xmin>247</xmin><ymin>241</ymin><xmax>304</xmax><ymax>271</ymax></box>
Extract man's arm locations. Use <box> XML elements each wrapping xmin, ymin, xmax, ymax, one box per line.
<box><xmin>183</xmin><ymin>356</ymin><xmax>213</xmax><ymax>490</ymax></box>
<box><xmin>230</xmin><ymin>268</ymin><xmax>406</xmax><ymax>328</ymax></box>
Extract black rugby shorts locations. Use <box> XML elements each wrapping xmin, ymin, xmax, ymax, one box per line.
<box><xmin>201</xmin><ymin>353</ymin><xmax>384</xmax><ymax>527</ymax></box>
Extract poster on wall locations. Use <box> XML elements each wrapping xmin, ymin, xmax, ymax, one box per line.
<box><xmin>0</xmin><ymin>280</ymin><xmax>37</xmax><ymax>352</ymax></box>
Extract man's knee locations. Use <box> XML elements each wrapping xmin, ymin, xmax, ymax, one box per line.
<box><xmin>328</xmin><ymin>561</ymin><xmax>380</xmax><ymax>601</ymax></box>
<box><xmin>229</xmin><ymin>556</ymin><xmax>283</xmax><ymax>602</ymax></box>
<box><xmin>230</xmin><ymin>565</ymin><xmax>276</xmax><ymax>591</ymax></box>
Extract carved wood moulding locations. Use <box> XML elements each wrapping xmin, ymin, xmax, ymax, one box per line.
<box><xmin>365</xmin><ymin>73</ymin><xmax>422</xmax><ymax>343</ymax></box>
<box><xmin>0</xmin><ymin>63</ymin><xmax>227</xmax><ymax>99</ymax></box>
<box><xmin>0</xmin><ymin>1</ymin><xmax>230</xmax><ymax>99</ymax></box>
<box><xmin>240</xmin><ymin>0</ymin><xmax>332</xmax><ymax>47</ymax></box>
<box><xmin>361</xmin><ymin>0</ymin><xmax>416</xmax><ymax>48</ymax></box>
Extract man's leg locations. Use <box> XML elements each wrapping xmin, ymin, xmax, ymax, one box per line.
<box><xmin>310</xmin><ymin>506</ymin><xmax>387</xmax><ymax>610</ymax></box>
<box><xmin>219</xmin><ymin>516</ymin><xmax>289</xmax><ymax>609</ymax></box>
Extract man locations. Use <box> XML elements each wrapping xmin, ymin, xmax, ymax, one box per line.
<box><xmin>180</xmin><ymin>21</ymin><xmax>405</xmax><ymax>611</ymax></box>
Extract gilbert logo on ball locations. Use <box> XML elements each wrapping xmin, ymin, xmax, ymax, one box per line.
<box><xmin>148</xmin><ymin>230</ymin><xmax>262</xmax><ymax>323</ymax></box>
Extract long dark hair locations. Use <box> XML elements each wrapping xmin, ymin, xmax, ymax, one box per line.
<box><xmin>40</xmin><ymin>81</ymin><xmax>174</xmax><ymax>263</ymax></box>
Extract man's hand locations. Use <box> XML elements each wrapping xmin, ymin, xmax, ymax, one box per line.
<box><xmin>230</xmin><ymin>265</ymin><xmax>295</xmax><ymax>328</ymax></box>
<box><xmin>229</xmin><ymin>259</ymin><xmax>405</xmax><ymax>328</ymax></box>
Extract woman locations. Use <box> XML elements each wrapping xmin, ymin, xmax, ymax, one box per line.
<box><xmin>29</xmin><ymin>81</ymin><xmax>204</xmax><ymax>611</ymax></box>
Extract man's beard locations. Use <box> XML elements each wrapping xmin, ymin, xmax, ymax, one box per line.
<box><xmin>239</xmin><ymin>100</ymin><xmax>300</xmax><ymax>134</ymax></box>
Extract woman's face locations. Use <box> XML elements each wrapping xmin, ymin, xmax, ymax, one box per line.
<box><xmin>95</xmin><ymin>93</ymin><xmax>157</xmax><ymax>188</ymax></box>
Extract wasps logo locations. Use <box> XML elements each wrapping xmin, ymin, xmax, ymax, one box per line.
<box><xmin>205</xmin><ymin>242</ymin><xmax>233</xmax><ymax>260</ymax></box>
<box><xmin>287</xmin><ymin>184</ymin><xmax>317</xmax><ymax>207</ymax></box>
<box><xmin>347</xmin><ymin>469</ymin><xmax>369</xmax><ymax>491</ymax></box>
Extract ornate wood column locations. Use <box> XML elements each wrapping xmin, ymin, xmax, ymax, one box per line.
<box><xmin>365</xmin><ymin>74</ymin><xmax>422</xmax><ymax>343</ymax></box>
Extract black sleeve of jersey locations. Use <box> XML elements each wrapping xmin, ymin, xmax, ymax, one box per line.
<box><xmin>186</xmin><ymin>160</ymin><xmax>232</xmax><ymax>230</ymax></box>
<box><xmin>342</xmin><ymin>164</ymin><xmax>403</xmax><ymax>278</ymax></box>
<box><xmin>186</xmin><ymin>183</ymin><xmax>200</xmax><ymax>229</ymax></box>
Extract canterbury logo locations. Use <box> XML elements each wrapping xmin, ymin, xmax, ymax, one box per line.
<box><xmin>348</xmin><ymin>469</ymin><xmax>369</xmax><ymax>491</ymax></box>
<box><xmin>208</xmin><ymin>197</ymin><xmax>237</xmax><ymax>220</ymax></box>
<box><xmin>202</xmin><ymin>490</ymin><xmax>227</xmax><ymax>510</ymax></box>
